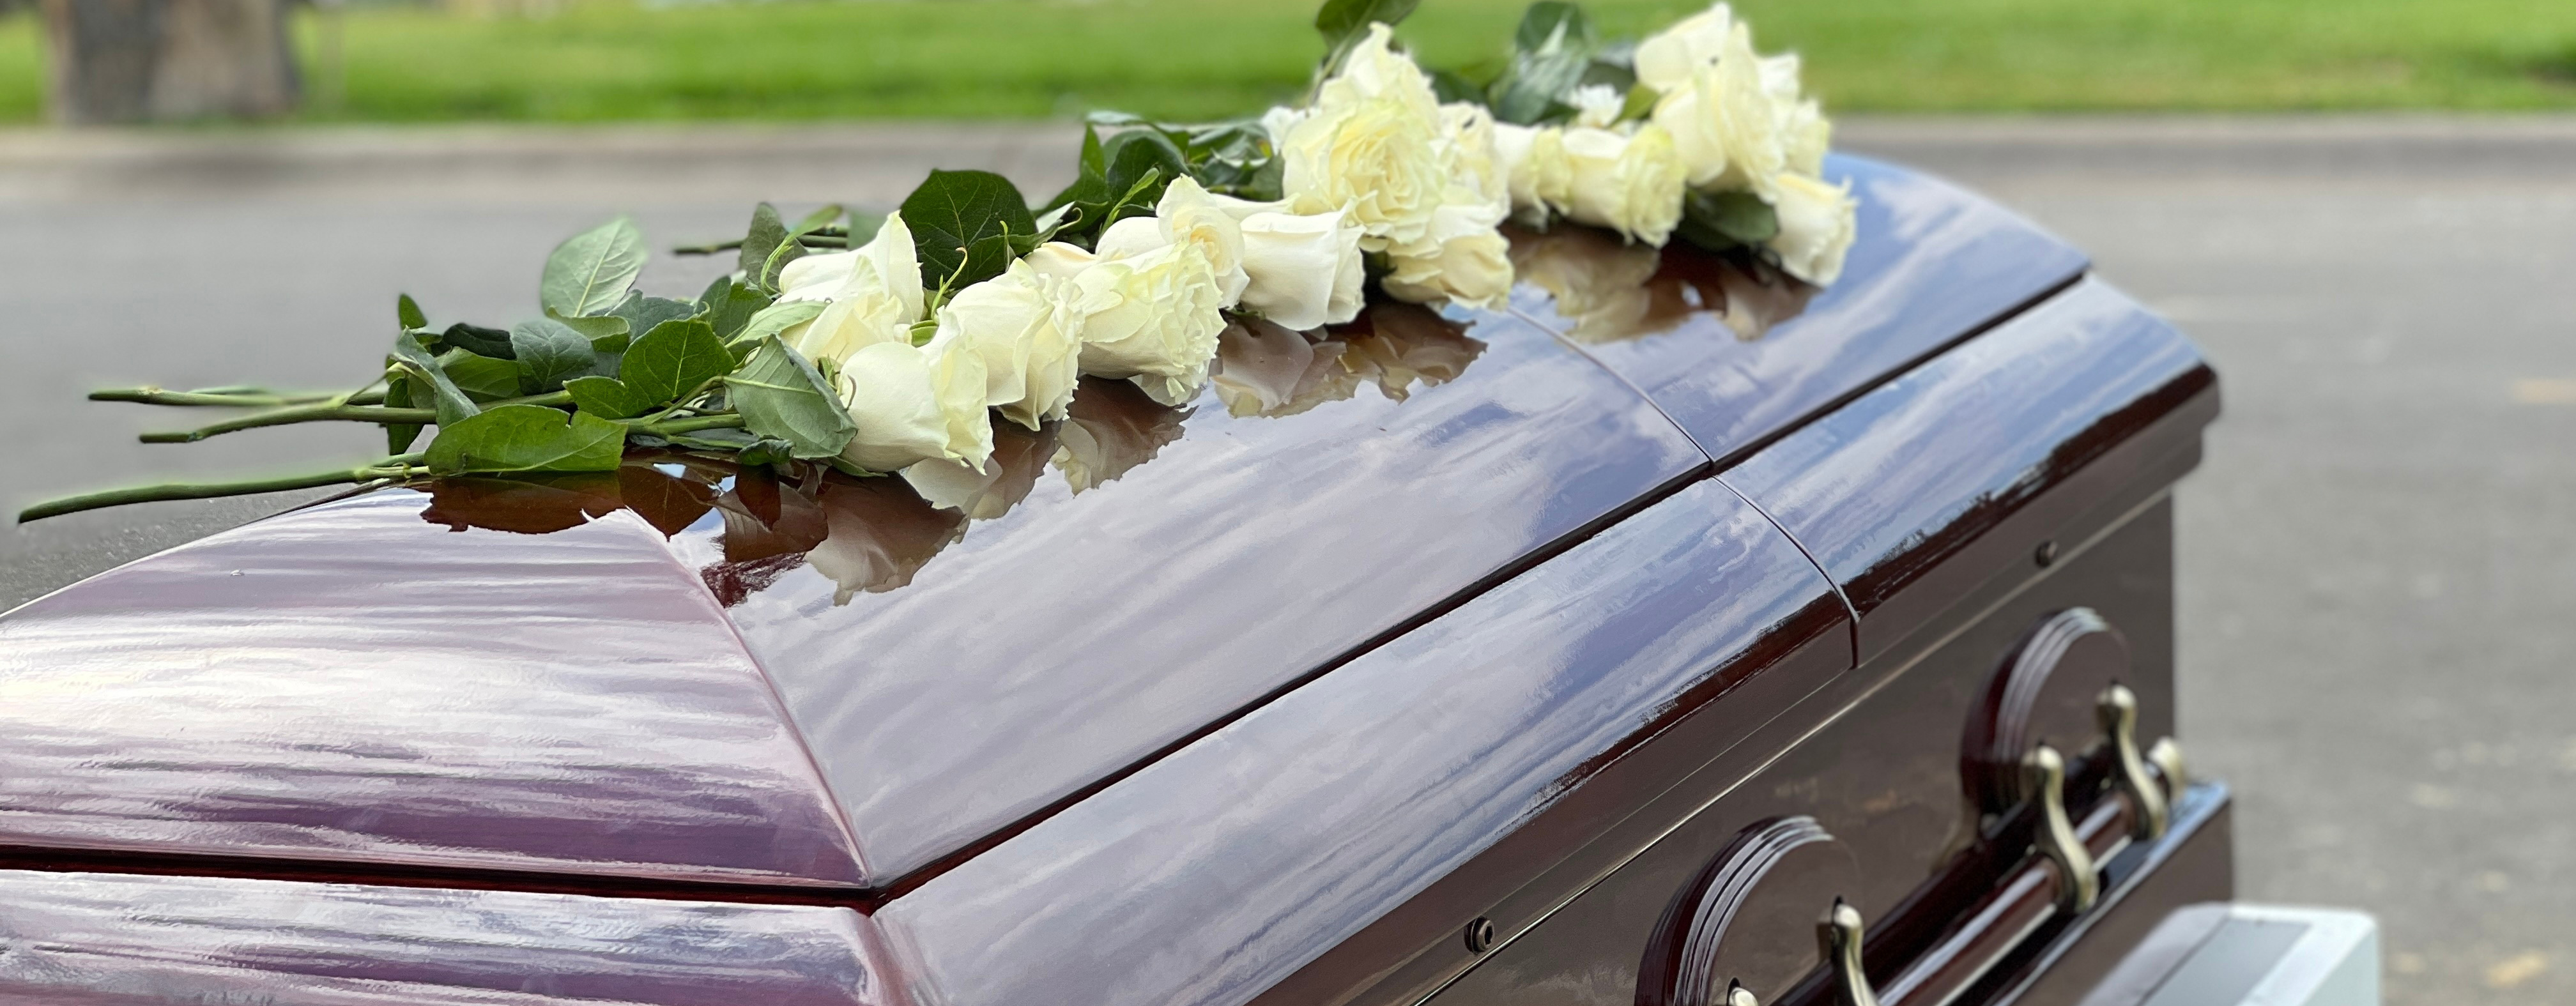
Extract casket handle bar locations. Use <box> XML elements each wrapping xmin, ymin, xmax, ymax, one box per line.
<box><xmin>1809</xmin><ymin>712</ymin><xmax>2186</xmax><ymax>1006</ymax></box>
<box><xmin>2096</xmin><ymin>683</ymin><xmax>2168</xmax><ymax>844</ymax></box>
<box><xmin>2023</xmin><ymin>745</ymin><xmax>2096</xmax><ymax>913</ymax></box>
<box><xmin>1817</xmin><ymin>901</ymin><xmax>1880</xmax><ymax>1006</ymax></box>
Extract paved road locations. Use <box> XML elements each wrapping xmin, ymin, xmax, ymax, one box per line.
<box><xmin>4</xmin><ymin>118</ymin><xmax>2574</xmax><ymax>1004</ymax></box>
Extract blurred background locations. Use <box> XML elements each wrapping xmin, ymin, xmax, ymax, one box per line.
<box><xmin>1</xmin><ymin>3</ymin><xmax>2573</xmax><ymax>1006</ymax></box>
<box><xmin>8</xmin><ymin>0</ymin><xmax>2576</xmax><ymax>123</ymax></box>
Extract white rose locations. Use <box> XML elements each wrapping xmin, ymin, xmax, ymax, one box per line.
<box><xmin>1563</xmin><ymin>123</ymin><xmax>1687</xmax><ymax>247</ymax></box>
<box><xmin>933</xmin><ymin>259</ymin><xmax>1103</xmax><ymax>431</ymax></box>
<box><xmin>1382</xmin><ymin>202</ymin><xmax>1514</xmax><ymax>310</ymax></box>
<box><xmin>837</xmin><ymin>326</ymin><xmax>993</xmax><ymax>474</ymax></box>
<box><xmin>1767</xmin><ymin>171</ymin><xmax>1858</xmax><ymax>286</ymax></box>
<box><xmin>1236</xmin><ymin>207</ymin><xmax>1366</xmax><ymax>331</ymax></box>
<box><xmin>1633</xmin><ymin>3</ymin><xmax>1738</xmax><ymax>93</ymax></box>
<box><xmin>1043</xmin><ymin>239</ymin><xmax>1229</xmax><ymax>407</ymax></box>
<box><xmin>1567</xmin><ymin>83</ymin><xmax>1626</xmax><ymax>129</ymax></box>
<box><xmin>1650</xmin><ymin>21</ymin><xmax>1782</xmax><ymax>196</ymax></box>
<box><xmin>1092</xmin><ymin>177</ymin><xmax>1251</xmax><ymax>307</ymax></box>
<box><xmin>1759</xmin><ymin>52</ymin><xmax>1830</xmax><ymax>177</ymax></box>
<box><xmin>1494</xmin><ymin>122</ymin><xmax>1572</xmax><ymax>225</ymax></box>
<box><xmin>1439</xmin><ymin>102</ymin><xmax>1511</xmax><ymax>217</ymax></box>
<box><xmin>1278</xmin><ymin>24</ymin><xmax>1451</xmax><ymax>254</ymax></box>
<box><xmin>773</xmin><ymin>212</ymin><xmax>926</xmax><ymax>368</ymax></box>
<box><xmin>1187</xmin><ymin>190</ymin><xmax>1368</xmax><ymax>331</ymax></box>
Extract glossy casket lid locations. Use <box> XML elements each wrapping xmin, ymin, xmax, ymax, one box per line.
<box><xmin>0</xmin><ymin>491</ymin><xmax>868</xmax><ymax>888</ymax></box>
<box><xmin>0</xmin><ymin>303</ymin><xmax>1705</xmax><ymax>892</ymax></box>
<box><xmin>1512</xmin><ymin>154</ymin><xmax>2091</xmax><ymax>465</ymax></box>
<box><xmin>707</xmin><ymin>306</ymin><xmax>1705</xmax><ymax>887</ymax></box>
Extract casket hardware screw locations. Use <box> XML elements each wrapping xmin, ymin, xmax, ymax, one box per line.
<box><xmin>1464</xmin><ymin>917</ymin><xmax>1497</xmax><ymax>954</ymax></box>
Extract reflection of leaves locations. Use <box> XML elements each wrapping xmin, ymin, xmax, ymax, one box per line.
<box><xmin>617</xmin><ymin>462</ymin><xmax>720</xmax><ymax>537</ymax></box>
<box><xmin>714</xmin><ymin>472</ymin><xmax>831</xmax><ymax>564</ymax></box>
<box><xmin>1054</xmin><ymin>377</ymin><xmax>1190</xmax><ymax>493</ymax></box>
<box><xmin>418</xmin><ymin>473</ymin><xmax>625</xmax><ymax>535</ymax></box>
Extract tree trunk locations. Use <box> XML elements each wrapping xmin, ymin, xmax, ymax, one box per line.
<box><xmin>40</xmin><ymin>0</ymin><xmax>300</xmax><ymax>124</ymax></box>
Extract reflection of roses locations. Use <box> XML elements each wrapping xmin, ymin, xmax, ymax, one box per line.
<box><xmin>1510</xmin><ymin>225</ymin><xmax>1673</xmax><ymax>344</ymax></box>
<box><xmin>901</xmin><ymin>419</ymin><xmax>1058</xmax><ymax>520</ymax></box>
<box><xmin>804</xmin><ymin>477</ymin><xmax>969</xmax><ymax>604</ymax></box>
<box><xmin>1508</xmin><ymin>226</ymin><xmax>1821</xmax><ymax>343</ymax></box>
<box><xmin>1212</xmin><ymin>317</ymin><xmax>1358</xmax><ymax>418</ymax></box>
<box><xmin>1338</xmin><ymin>301</ymin><xmax>1485</xmax><ymax>402</ymax></box>
<box><xmin>1053</xmin><ymin>377</ymin><xmax>1189</xmax><ymax>493</ymax></box>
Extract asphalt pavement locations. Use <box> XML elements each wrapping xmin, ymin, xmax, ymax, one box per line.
<box><xmin>3</xmin><ymin>117</ymin><xmax>2573</xmax><ymax>1005</ymax></box>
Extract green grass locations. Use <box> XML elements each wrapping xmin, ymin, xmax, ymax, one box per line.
<box><xmin>3</xmin><ymin>0</ymin><xmax>2576</xmax><ymax>125</ymax></box>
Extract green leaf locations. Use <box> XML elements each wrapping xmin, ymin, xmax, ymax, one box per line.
<box><xmin>737</xmin><ymin>202</ymin><xmax>793</xmax><ymax>279</ymax></box>
<box><xmin>846</xmin><ymin>209</ymin><xmax>887</xmax><ymax>241</ymax></box>
<box><xmin>1429</xmin><ymin>67</ymin><xmax>1485</xmax><ymax>105</ymax></box>
<box><xmin>622</xmin><ymin>318</ymin><xmax>730</xmax><ymax>404</ymax></box>
<box><xmin>434</xmin><ymin>322</ymin><xmax>515</xmax><ymax>360</ymax></box>
<box><xmin>792</xmin><ymin>203</ymin><xmax>845</xmax><ymax>236</ymax></box>
<box><xmin>1077</xmin><ymin>122</ymin><xmax>1107</xmax><ymax>179</ymax></box>
<box><xmin>438</xmin><ymin>349</ymin><xmax>524</xmax><ymax>402</ymax></box>
<box><xmin>697</xmin><ymin>276</ymin><xmax>774</xmax><ymax>341</ymax></box>
<box><xmin>901</xmin><ymin>169</ymin><xmax>1036</xmax><ymax>293</ymax></box>
<box><xmin>1489</xmin><ymin>2</ymin><xmax>1598</xmax><ymax>125</ymax></box>
<box><xmin>1512</xmin><ymin>1</ymin><xmax>1591</xmax><ymax>54</ymax></box>
<box><xmin>1103</xmin><ymin>131</ymin><xmax>1186</xmax><ymax>207</ymax></box>
<box><xmin>553</xmin><ymin>313</ymin><xmax>631</xmax><ymax>350</ymax></box>
<box><xmin>540</xmin><ymin>217</ymin><xmax>648</xmax><ymax>319</ymax></box>
<box><xmin>564</xmin><ymin>375</ymin><xmax>658</xmax><ymax>420</ymax></box>
<box><xmin>1315</xmin><ymin>0</ymin><xmax>1420</xmax><ymax>71</ymax></box>
<box><xmin>1676</xmin><ymin>189</ymin><xmax>1781</xmax><ymax>251</ymax></box>
<box><xmin>611</xmin><ymin>293</ymin><xmax>697</xmax><ymax>347</ymax></box>
<box><xmin>387</xmin><ymin>333</ymin><xmax>479</xmax><ymax>427</ymax></box>
<box><xmin>383</xmin><ymin>372</ymin><xmax>424</xmax><ymax>454</ymax></box>
<box><xmin>396</xmin><ymin>293</ymin><xmax>427</xmax><ymax>331</ymax></box>
<box><xmin>424</xmin><ymin>404</ymin><xmax>627</xmax><ymax>476</ymax></box>
<box><xmin>731</xmin><ymin>300</ymin><xmax>826</xmax><ymax>353</ymax></box>
<box><xmin>509</xmin><ymin>317</ymin><xmax>601</xmax><ymax>395</ymax></box>
<box><xmin>724</xmin><ymin>336</ymin><xmax>857</xmax><ymax>460</ymax></box>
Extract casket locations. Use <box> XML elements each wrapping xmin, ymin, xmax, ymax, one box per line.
<box><xmin>0</xmin><ymin>154</ymin><xmax>2224</xmax><ymax>1006</ymax></box>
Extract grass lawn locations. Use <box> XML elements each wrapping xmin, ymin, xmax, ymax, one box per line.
<box><xmin>1</xmin><ymin>0</ymin><xmax>2575</xmax><ymax>124</ymax></box>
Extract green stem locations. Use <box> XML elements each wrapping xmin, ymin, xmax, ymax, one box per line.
<box><xmin>93</xmin><ymin>388</ymin><xmax>343</xmax><ymax>408</ymax></box>
<box><xmin>674</xmin><ymin>233</ymin><xmax>849</xmax><ymax>256</ymax></box>
<box><xmin>141</xmin><ymin>404</ymin><xmax>438</xmax><ymax>443</ymax></box>
<box><xmin>137</xmin><ymin>390</ymin><xmax>572</xmax><ymax>443</ymax></box>
<box><xmin>17</xmin><ymin>454</ymin><xmax>427</xmax><ymax>524</ymax></box>
<box><xmin>641</xmin><ymin>413</ymin><xmax>746</xmax><ymax>436</ymax></box>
